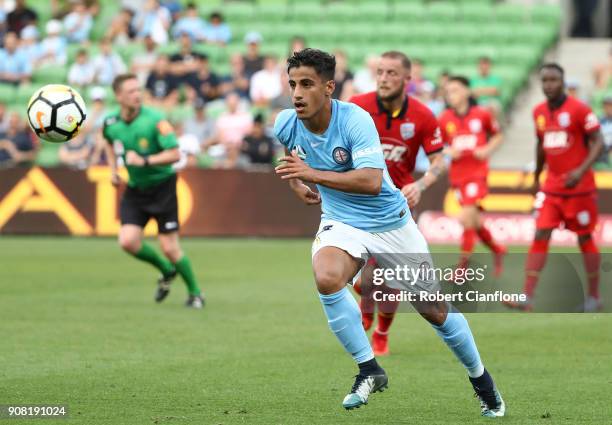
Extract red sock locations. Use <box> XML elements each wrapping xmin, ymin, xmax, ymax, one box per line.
<box><xmin>375</xmin><ymin>285</ymin><xmax>399</xmax><ymax>333</ymax></box>
<box><xmin>579</xmin><ymin>236</ymin><xmax>600</xmax><ymax>300</ymax></box>
<box><xmin>459</xmin><ymin>228</ymin><xmax>477</xmax><ymax>266</ymax></box>
<box><xmin>477</xmin><ymin>226</ymin><xmax>503</xmax><ymax>254</ymax></box>
<box><xmin>524</xmin><ymin>239</ymin><xmax>549</xmax><ymax>297</ymax></box>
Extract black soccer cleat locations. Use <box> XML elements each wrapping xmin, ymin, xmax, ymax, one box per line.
<box><xmin>469</xmin><ymin>369</ymin><xmax>506</xmax><ymax>418</ymax></box>
<box><xmin>155</xmin><ymin>270</ymin><xmax>177</xmax><ymax>303</ymax></box>
<box><xmin>185</xmin><ymin>294</ymin><xmax>205</xmax><ymax>309</ymax></box>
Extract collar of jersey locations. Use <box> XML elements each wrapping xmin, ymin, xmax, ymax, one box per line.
<box><xmin>376</xmin><ymin>95</ymin><xmax>408</xmax><ymax>120</ymax></box>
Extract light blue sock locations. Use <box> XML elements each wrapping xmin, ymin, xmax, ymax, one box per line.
<box><xmin>319</xmin><ymin>286</ymin><xmax>374</xmax><ymax>364</ymax></box>
<box><xmin>432</xmin><ymin>310</ymin><xmax>484</xmax><ymax>378</ymax></box>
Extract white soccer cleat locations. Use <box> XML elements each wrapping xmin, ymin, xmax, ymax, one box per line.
<box><xmin>342</xmin><ymin>373</ymin><xmax>388</xmax><ymax>410</ymax></box>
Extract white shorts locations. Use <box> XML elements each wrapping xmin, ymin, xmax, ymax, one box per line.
<box><xmin>311</xmin><ymin>219</ymin><xmax>439</xmax><ymax>293</ymax></box>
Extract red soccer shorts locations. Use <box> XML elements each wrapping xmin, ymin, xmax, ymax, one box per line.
<box><xmin>454</xmin><ymin>179</ymin><xmax>488</xmax><ymax>207</ymax></box>
<box><xmin>534</xmin><ymin>192</ymin><xmax>598</xmax><ymax>235</ymax></box>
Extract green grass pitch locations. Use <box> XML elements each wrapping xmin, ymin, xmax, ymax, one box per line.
<box><xmin>1</xmin><ymin>237</ymin><xmax>611</xmax><ymax>424</ymax></box>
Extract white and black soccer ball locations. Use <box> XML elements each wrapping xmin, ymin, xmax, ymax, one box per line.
<box><xmin>27</xmin><ymin>84</ymin><xmax>87</xmax><ymax>143</ymax></box>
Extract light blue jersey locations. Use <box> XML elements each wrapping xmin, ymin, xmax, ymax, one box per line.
<box><xmin>274</xmin><ymin>99</ymin><xmax>409</xmax><ymax>232</ymax></box>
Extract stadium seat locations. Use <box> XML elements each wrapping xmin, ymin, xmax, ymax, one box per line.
<box><xmin>223</xmin><ymin>2</ymin><xmax>255</xmax><ymax>24</ymax></box>
<box><xmin>289</xmin><ymin>2</ymin><xmax>324</xmax><ymax>22</ymax></box>
<box><xmin>495</xmin><ymin>3</ymin><xmax>528</xmax><ymax>23</ymax></box>
<box><xmin>254</xmin><ymin>3</ymin><xmax>289</xmax><ymax>24</ymax></box>
<box><xmin>34</xmin><ymin>142</ymin><xmax>61</xmax><ymax>167</ymax></box>
<box><xmin>390</xmin><ymin>2</ymin><xmax>426</xmax><ymax>23</ymax></box>
<box><xmin>426</xmin><ymin>2</ymin><xmax>459</xmax><ymax>23</ymax></box>
<box><xmin>0</xmin><ymin>84</ymin><xmax>16</xmax><ymax>104</ymax></box>
<box><xmin>116</xmin><ymin>43</ymin><xmax>145</xmax><ymax>65</ymax></box>
<box><xmin>32</xmin><ymin>66</ymin><xmax>67</xmax><ymax>85</ymax></box>
<box><xmin>325</xmin><ymin>2</ymin><xmax>357</xmax><ymax>22</ymax></box>
<box><xmin>15</xmin><ymin>84</ymin><xmax>35</xmax><ymax>107</ymax></box>
<box><xmin>355</xmin><ymin>2</ymin><xmax>389</xmax><ymax>22</ymax></box>
<box><xmin>459</xmin><ymin>3</ymin><xmax>494</xmax><ymax>23</ymax></box>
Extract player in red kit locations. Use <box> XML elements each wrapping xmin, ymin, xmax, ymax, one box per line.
<box><xmin>504</xmin><ymin>63</ymin><xmax>604</xmax><ymax>312</ymax></box>
<box><xmin>438</xmin><ymin>76</ymin><xmax>506</xmax><ymax>276</ymax></box>
<box><xmin>350</xmin><ymin>51</ymin><xmax>447</xmax><ymax>356</ymax></box>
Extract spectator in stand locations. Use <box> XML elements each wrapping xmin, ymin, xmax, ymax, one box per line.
<box><xmin>59</xmin><ymin>86</ymin><xmax>106</xmax><ymax>169</ymax></box>
<box><xmin>68</xmin><ymin>48</ymin><xmax>95</xmax><ymax>88</ymax></box>
<box><xmin>270</xmin><ymin>70</ymin><xmax>292</xmax><ymax>112</ymax></box>
<box><xmin>242</xmin><ymin>31</ymin><xmax>264</xmax><ymax>80</ymax></box>
<box><xmin>0</xmin><ymin>113</ymin><xmax>37</xmax><ymax>167</ymax></box>
<box><xmin>406</xmin><ymin>58</ymin><xmax>431</xmax><ymax>98</ymax></box>
<box><xmin>37</xmin><ymin>20</ymin><xmax>67</xmax><ymax>67</ymax></box>
<box><xmin>63</xmin><ymin>0</ymin><xmax>93</xmax><ymax>44</ymax></box>
<box><xmin>130</xmin><ymin>35</ymin><xmax>158</xmax><ymax>86</ymax></box>
<box><xmin>145</xmin><ymin>54</ymin><xmax>179</xmax><ymax>110</ymax></box>
<box><xmin>173</xmin><ymin>121</ymin><xmax>201</xmax><ymax>170</ymax></box>
<box><xmin>183</xmin><ymin>97</ymin><xmax>214</xmax><ymax>144</ymax></box>
<box><xmin>171</xmin><ymin>2</ymin><xmax>206</xmax><ymax>41</ymax></box>
<box><xmin>566</xmin><ymin>78</ymin><xmax>589</xmax><ymax>103</ymax></box>
<box><xmin>353</xmin><ymin>55</ymin><xmax>379</xmax><ymax>94</ymax></box>
<box><xmin>186</xmin><ymin>54</ymin><xmax>220</xmax><ymax>103</ymax></box>
<box><xmin>471</xmin><ymin>56</ymin><xmax>503</xmax><ymax>115</ymax></box>
<box><xmin>0</xmin><ymin>31</ymin><xmax>31</xmax><ymax>85</ymax></box>
<box><xmin>133</xmin><ymin>0</ymin><xmax>171</xmax><ymax>45</ymax></box>
<box><xmin>596</xmin><ymin>94</ymin><xmax>612</xmax><ymax>168</ymax></box>
<box><xmin>242</xmin><ymin>113</ymin><xmax>274</xmax><ymax>167</ymax></box>
<box><xmin>50</xmin><ymin>0</ymin><xmax>99</xmax><ymax>20</ymax></box>
<box><xmin>7</xmin><ymin>0</ymin><xmax>37</xmax><ymax>35</ymax></box>
<box><xmin>19</xmin><ymin>24</ymin><xmax>41</xmax><ymax>70</ymax></box>
<box><xmin>0</xmin><ymin>102</ymin><xmax>10</xmax><ymax>133</ymax></box>
<box><xmin>160</xmin><ymin>0</ymin><xmax>182</xmax><ymax>21</ymax></box>
<box><xmin>0</xmin><ymin>7</ymin><xmax>6</xmax><ymax>41</ymax></box>
<box><xmin>420</xmin><ymin>80</ymin><xmax>445</xmax><ymax>116</ymax></box>
<box><xmin>106</xmin><ymin>7</ymin><xmax>136</xmax><ymax>45</ymax></box>
<box><xmin>169</xmin><ymin>32</ymin><xmax>200</xmax><ymax>86</ymax></box>
<box><xmin>332</xmin><ymin>49</ymin><xmax>354</xmax><ymax>101</ymax></box>
<box><xmin>220</xmin><ymin>53</ymin><xmax>249</xmax><ymax>99</ymax></box>
<box><xmin>201</xmin><ymin>11</ymin><xmax>231</xmax><ymax>46</ymax></box>
<box><xmin>92</xmin><ymin>37</ymin><xmax>127</xmax><ymax>85</ymax></box>
<box><xmin>249</xmin><ymin>55</ymin><xmax>281</xmax><ymax>107</ymax></box>
<box><xmin>206</xmin><ymin>92</ymin><xmax>253</xmax><ymax>168</ymax></box>
<box><xmin>592</xmin><ymin>46</ymin><xmax>612</xmax><ymax>90</ymax></box>
<box><xmin>288</xmin><ymin>36</ymin><xmax>306</xmax><ymax>57</ymax></box>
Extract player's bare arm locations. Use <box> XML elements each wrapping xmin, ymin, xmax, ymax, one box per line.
<box><xmin>401</xmin><ymin>151</ymin><xmax>446</xmax><ymax>207</ymax></box>
<box><xmin>565</xmin><ymin>130</ymin><xmax>604</xmax><ymax>188</ymax></box>
<box><xmin>474</xmin><ymin>133</ymin><xmax>503</xmax><ymax>160</ymax></box>
<box><xmin>125</xmin><ymin>148</ymin><xmax>181</xmax><ymax>167</ymax></box>
<box><xmin>276</xmin><ymin>150</ymin><xmax>382</xmax><ymax>195</ymax></box>
<box><xmin>532</xmin><ymin>136</ymin><xmax>546</xmax><ymax>194</ymax></box>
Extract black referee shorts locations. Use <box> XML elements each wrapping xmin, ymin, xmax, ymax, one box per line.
<box><xmin>120</xmin><ymin>174</ymin><xmax>179</xmax><ymax>234</ymax></box>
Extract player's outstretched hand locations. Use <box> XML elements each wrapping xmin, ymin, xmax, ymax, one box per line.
<box><xmin>111</xmin><ymin>172</ymin><xmax>122</xmax><ymax>187</ymax></box>
<box><xmin>125</xmin><ymin>150</ymin><xmax>145</xmax><ymax>167</ymax></box>
<box><xmin>401</xmin><ymin>183</ymin><xmax>422</xmax><ymax>208</ymax></box>
<box><xmin>473</xmin><ymin>146</ymin><xmax>490</xmax><ymax>160</ymax></box>
<box><xmin>275</xmin><ymin>150</ymin><xmax>319</xmax><ymax>182</ymax></box>
<box><xmin>564</xmin><ymin>168</ymin><xmax>583</xmax><ymax>189</ymax></box>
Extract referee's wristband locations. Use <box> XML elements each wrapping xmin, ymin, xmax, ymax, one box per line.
<box><xmin>143</xmin><ymin>156</ymin><xmax>150</xmax><ymax>167</ymax></box>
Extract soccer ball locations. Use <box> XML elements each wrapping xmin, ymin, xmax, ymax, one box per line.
<box><xmin>27</xmin><ymin>84</ymin><xmax>87</xmax><ymax>143</ymax></box>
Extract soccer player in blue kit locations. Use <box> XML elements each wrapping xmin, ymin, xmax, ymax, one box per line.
<box><xmin>274</xmin><ymin>49</ymin><xmax>505</xmax><ymax>417</ymax></box>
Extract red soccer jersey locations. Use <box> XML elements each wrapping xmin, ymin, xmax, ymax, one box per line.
<box><xmin>350</xmin><ymin>92</ymin><xmax>442</xmax><ymax>189</ymax></box>
<box><xmin>532</xmin><ymin>96</ymin><xmax>600</xmax><ymax>195</ymax></box>
<box><xmin>438</xmin><ymin>105</ymin><xmax>500</xmax><ymax>186</ymax></box>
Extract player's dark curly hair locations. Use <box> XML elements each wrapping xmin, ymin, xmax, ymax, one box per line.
<box><xmin>540</xmin><ymin>62</ymin><xmax>564</xmax><ymax>78</ymax></box>
<box><xmin>448</xmin><ymin>75</ymin><xmax>478</xmax><ymax>106</ymax></box>
<box><xmin>287</xmin><ymin>48</ymin><xmax>336</xmax><ymax>81</ymax></box>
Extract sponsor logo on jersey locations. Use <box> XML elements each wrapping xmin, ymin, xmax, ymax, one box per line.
<box><xmin>293</xmin><ymin>145</ymin><xmax>307</xmax><ymax>160</ymax></box>
<box><xmin>333</xmin><ymin>147</ymin><xmax>350</xmax><ymax>165</ymax></box>
<box><xmin>542</xmin><ymin>131</ymin><xmax>568</xmax><ymax>149</ymax></box>
<box><xmin>452</xmin><ymin>134</ymin><xmax>477</xmax><ymax>150</ymax></box>
<box><xmin>431</xmin><ymin>127</ymin><xmax>442</xmax><ymax>145</ymax></box>
<box><xmin>381</xmin><ymin>144</ymin><xmax>407</xmax><ymax>162</ymax></box>
<box><xmin>353</xmin><ymin>146</ymin><xmax>381</xmax><ymax>159</ymax></box>
<box><xmin>157</xmin><ymin>120</ymin><xmax>174</xmax><ymax>136</ymax></box>
<box><xmin>536</xmin><ymin>115</ymin><xmax>546</xmax><ymax>131</ymax></box>
<box><xmin>468</xmin><ymin>119</ymin><xmax>482</xmax><ymax>133</ymax></box>
<box><xmin>558</xmin><ymin>112</ymin><xmax>570</xmax><ymax>128</ymax></box>
<box><xmin>400</xmin><ymin>122</ymin><xmax>415</xmax><ymax>140</ymax></box>
<box><xmin>585</xmin><ymin>112</ymin><xmax>599</xmax><ymax>130</ymax></box>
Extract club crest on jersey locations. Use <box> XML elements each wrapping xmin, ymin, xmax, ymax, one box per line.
<box><xmin>400</xmin><ymin>122</ymin><xmax>415</xmax><ymax>140</ymax></box>
<box><xmin>332</xmin><ymin>147</ymin><xmax>350</xmax><ymax>165</ymax></box>
<box><xmin>469</xmin><ymin>119</ymin><xmax>482</xmax><ymax>133</ymax></box>
<box><xmin>293</xmin><ymin>145</ymin><xmax>307</xmax><ymax>160</ymax></box>
<box><xmin>139</xmin><ymin>138</ymin><xmax>149</xmax><ymax>151</ymax></box>
<box><xmin>446</xmin><ymin>122</ymin><xmax>457</xmax><ymax>135</ymax></box>
<box><xmin>558</xmin><ymin>112</ymin><xmax>570</xmax><ymax>128</ymax></box>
